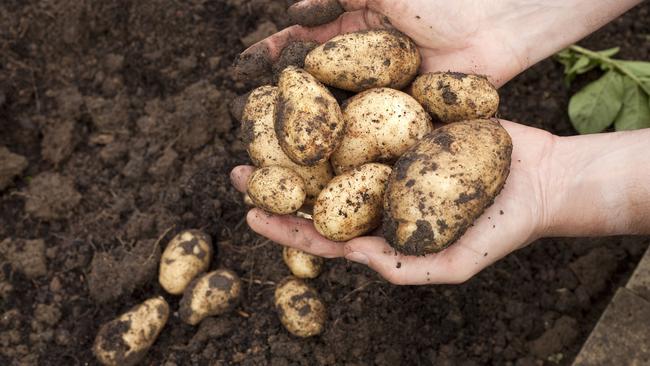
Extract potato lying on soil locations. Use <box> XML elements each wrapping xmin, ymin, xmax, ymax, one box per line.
<box><xmin>247</xmin><ymin>166</ymin><xmax>306</xmax><ymax>215</ymax></box>
<box><xmin>93</xmin><ymin>297</ymin><xmax>169</xmax><ymax>366</ymax></box>
<box><xmin>159</xmin><ymin>230</ymin><xmax>212</xmax><ymax>295</ymax></box>
<box><xmin>410</xmin><ymin>72</ymin><xmax>499</xmax><ymax>123</ymax></box>
<box><xmin>331</xmin><ymin>88</ymin><xmax>433</xmax><ymax>174</ymax></box>
<box><xmin>305</xmin><ymin>30</ymin><xmax>420</xmax><ymax>92</ymax></box>
<box><xmin>275</xmin><ymin>277</ymin><xmax>326</xmax><ymax>337</ymax></box>
<box><xmin>314</xmin><ymin>163</ymin><xmax>392</xmax><ymax>241</ymax></box>
<box><xmin>283</xmin><ymin>247</ymin><xmax>324</xmax><ymax>279</ymax></box>
<box><xmin>384</xmin><ymin>119</ymin><xmax>512</xmax><ymax>255</ymax></box>
<box><xmin>242</xmin><ymin>85</ymin><xmax>333</xmax><ymax>204</ymax></box>
<box><xmin>179</xmin><ymin>269</ymin><xmax>242</xmax><ymax>325</ymax></box>
<box><xmin>275</xmin><ymin>66</ymin><xmax>345</xmax><ymax>166</ymax></box>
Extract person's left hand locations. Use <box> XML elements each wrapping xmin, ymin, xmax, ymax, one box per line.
<box><xmin>230</xmin><ymin>120</ymin><xmax>557</xmax><ymax>285</ymax></box>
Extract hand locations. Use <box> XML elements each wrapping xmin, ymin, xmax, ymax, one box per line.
<box><xmin>231</xmin><ymin>120</ymin><xmax>558</xmax><ymax>285</ymax></box>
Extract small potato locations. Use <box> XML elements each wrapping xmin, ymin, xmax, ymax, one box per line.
<box><xmin>179</xmin><ymin>269</ymin><xmax>242</xmax><ymax>325</ymax></box>
<box><xmin>331</xmin><ymin>88</ymin><xmax>432</xmax><ymax>174</ymax></box>
<box><xmin>274</xmin><ymin>277</ymin><xmax>326</xmax><ymax>337</ymax></box>
<box><xmin>159</xmin><ymin>230</ymin><xmax>212</xmax><ymax>295</ymax></box>
<box><xmin>384</xmin><ymin>119</ymin><xmax>512</xmax><ymax>255</ymax></box>
<box><xmin>247</xmin><ymin>166</ymin><xmax>306</xmax><ymax>215</ymax></box>
<box><xmin>305</xmin><ymin>30</ymin><xmax>420</xmax><ymax>92</ymax></box>
<box><xmin>93</xmin><ymin>297</ymin><xmax>169</xmax><ymax>366</ymax></box>
<box><xmin>275</xmin><ymin>66</ymin><xmax>345</xmax><ymax>166</ymax></box>
<box><xmin>410</xmin><ymin>72</ymin><xmax>499</xmax><ymax>123</ymax></box>
<box><xmin>314</xmin><ymin>163</ymin><xmax>392</xmax><ymax>241</ymax></box>
<box><xmin>283</xmin><ymin>247</ymin><xmax>324</xmax><ymax>279</ymax></box>
<box><xmin>242</xmin><ymin>85</ymin><xmax>333</xmax><ymax>203</ymax></box>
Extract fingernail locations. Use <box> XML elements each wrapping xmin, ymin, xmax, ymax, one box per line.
<box><xmin>345</xmin><ymin>252</ymin><xmax>369</xmax><ymax>265</ymax></box>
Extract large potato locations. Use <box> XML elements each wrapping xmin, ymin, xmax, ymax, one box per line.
<box><xmin>384</xmin><ymin>119</ymin><xmax>512</xmax><ymax>255</ymax></box>
<box><xmin>331</xmin><ymin>88</ymin><xmax>432</xmax><ymax>174</ymax></box>
<box><xmin>159</xmin><ymin>229</ymin><xmax>212</xmax><ymax>295</ymax></box>
<box><xmin>179</xmin><ymin>269</ymin><xmax>242</xmax><ymax>325</ymax></box>
<box><xmin>242</xmin><ymin>85</ymin><xmax>333</xmax><ymax>204</ymax></box>
<box><xmin>305</xmin><ymin>30</ymin><xmax>420</xmax><ymax>92</ymax></box>
<box><xmin>274</xmin><ymin>277</ymin><xmax>326</xmax><ymax>338</ymax></box>
<box><xmin>93</xmin><ymin>297</ymin><xmax>169</xmax><ymax>366</ymax></box>
<box><xmin>283</xmin><ymin>247</ymin><xmax>323</xmax><ymax>279</ymax></box>
<box><xmin>314</xmin><ymin>163</ymin><xmax>392</xmax><ymax>241</ymax></box>
<box><xmin>247</xmin><ymin>166</ymin><xmax>306</xmax><ymax>215</ymax></box>
<box><xmin>275</xmin><ymin>66</ymin><xmax>345</xmax><ymax>166</ymax></box>
<box><xmin>410</xmin><ymin>72</ymin><xmax>499</xmax><ymax>123</ymax></box>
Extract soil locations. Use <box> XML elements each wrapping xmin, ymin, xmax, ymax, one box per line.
<box><xmin>0</xmin><ymin>1</ymin><xmax>649</xmax><ymax>365</ymax></box>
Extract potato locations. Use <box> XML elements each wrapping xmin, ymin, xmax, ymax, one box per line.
<box><xmin>275</xmin><ymin>66</ymin><xmax>345</xmax><ymax>166</ymax></box>
<box><xmin>247</xmin><ymin>166</ymin><xmax>306</xmax><ymax>214</ymax></box>
<box><xmin>179</xmin><ymin>269</ymin><xmax>242</xmax><ymax>325</ymax></box>
<box><xmin>93</xmin><ymin>297</ymin><xmax>169</xmax><ymax>366</ymax></box>
<box><xmin>314</xmin><ymin>163</ymin><xmax>392</xmax><ymax>241</ymax></box>
<box><xmin>384</xmin><ymin>119</ymin><xmax>512</xmax><ymax>255</ymax></box>
<box><xmin>410</xmin><ymin>72</ymin><xmax>499</xmax><ymax>123</ymax></box>
<box><xmin>242</xmin><ymin>85</ymin><xmax>333</xmax><ymax>204</ymax></box>
<box><xmin>304</xmin><ymin>30</ymin><xmax>420</xmax><ymax>92</ymax></box>
<box><xmin>159</xmin><ymin>230</ymin><xmax>212</xmax><ymax>295</ymax></box>
<box><xmin>283</xmin><ymin>247</ymin><xmax>323</xmax><ymax>279</ymax></box>
<box><xmin>274</xmin><ymin>277</ymin><xmax>326</xmax><ymax>337</ymax></box>
<box><xmin>331</xmin><ymin>88</ymin><xmax>433</xmax><ymax>174</ymax></box>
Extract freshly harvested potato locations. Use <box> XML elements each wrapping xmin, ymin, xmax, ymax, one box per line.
<box><xmin>305</xmin><ymin>30</ymin><xmax>420</xmax><ymax>92</ymax></box>
<box><xmin>247</xmin><ymin>166</ymin><xmax>306</xmax><ymax>215</ymax></box>
<box><xmin>314</xmin><ymin>163</ymin><xmax>392</xmax><ymax>241</ymax></box>
<box><xmin>242</xmin><ymin>85</ymin><xmax>333</xmax><ymax>204</ymax></box>
<box><xmin>159</xmin><ymin>230</ymin><xmax>212</xmax><ymax>295</ymax></box>
<box><xmin>384</xmin><ymin>119</ymin><xmax>512</xmax><ymax>255</ymax></box>
<box><xmin>410</xmin><ymin>72</ymin><xmax>499</xmax><ymax>123</ymax></box>
<box><xmin>331</xmin><ymin>88</ymin><xmax>433</xmax><ymax>174</ymax></box>
<box><xmin>179</xmin><ymin>269</ymin><xmax>242</xmax><ymax>325</ymax></box>
<box><xmin>274</xmin><ymin>277</ymin><xmax>326</xmax><ymax>337</ymax></box>
<box><xmin>283</xmin><ymin>247</ymin><xmax>323</xmax><ymax>279</ymax></box>
<box><xmin>275</xmin><ymin>66</ymin><xmax>345</xmax><ymax>166</ymax></box>
<box><xmin>93</xmin><ymin>297</ymin><xmax>169</xmax><ymax>366</ymax></box>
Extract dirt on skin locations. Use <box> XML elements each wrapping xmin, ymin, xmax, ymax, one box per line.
<box><xmin>0</xmin><ymin>1</ymin><xmax>648</xmax><ymax>365</ymax></box>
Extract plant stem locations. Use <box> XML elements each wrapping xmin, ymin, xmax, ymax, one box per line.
<box><xmin>569</xmin><ymin>45</ymin><xmax>650</xmax><ymax>95</ymax></box>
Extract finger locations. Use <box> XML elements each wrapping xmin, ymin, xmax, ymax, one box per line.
<box><xmin>230</xmin><ymin>165</ymin><xmax>255</xmax><ymax>193</ymax></box>
<box><xmin>246</xmin><ymin>208</ymin><xmax>346</xmax><ymax>258</ymax></box>
<box><xmin>288</xmin><ymin>0</ymin><xmax>344</xmax><ymax>27</ymax></box>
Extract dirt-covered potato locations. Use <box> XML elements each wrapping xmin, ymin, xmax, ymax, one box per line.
<box><xmin>247</xmin><ymin>166</ymin><xmax>306</xmax><ymax>215</ymax></box>
<box><xmin>274</xmin><ymin>277</ymin><xmax>326</xmax><ymax>337</ymax></box>
<box><xmin>314</xmin><ymin>163</ymin><xmax>392</xmax><ymax>241</ymax></box>
<box><xmin>159</xmin><ymin>230</ymin><xmax>212</xmax><ymax>295</ymax></box>
<box><xmin>283</xmin><ymin>247</ymin><xmax>323</xmax><ymax>279</ymax></box>
<box><xmin>93</xmin><ymin>297</ymin><xmax>169</xmax><ymax>366</ymax></box>
<box><xmin>275</xmin><ymin>66</ymin><xmax>345</xmax><ymax>166</ymax></box>
<box><xmin>305</xmin><ymin>30</ymin><xmax>420</xmax><ymax>92</ymax></box>
<box><xmin>242</xmin><ymin>85</ymin><xmax>333</xmax><ymax>204</ymax></box>
<box><xmin>331</xmin><ymin>88</ymin><xmax>432</xmax><ymax>174</ymax></box>
<box><xmin>410</xmin><ymin>72</ymin><xmax>499</xmax><ymax>123</ymax></box>
<box><xmin>179</xmin><ymin>269</ymin><xmax>242</xmax><ymax>325</ymax></box>
<box><xmin>384</xmin><ymin>119</ymin><xmax>512</xmax><ymax>255</ymax></box>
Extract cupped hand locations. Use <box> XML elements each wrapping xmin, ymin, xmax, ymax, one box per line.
<box><xmin>230</xmin><ymin>120</ymin><xmax>558</xmax><ymax>285</ymax></box>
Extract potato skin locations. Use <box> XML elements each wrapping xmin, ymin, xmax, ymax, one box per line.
<box><xmin>247</xmin><ymin>166</ymin><xmax>306</xmax><ymax>215</ymax></box>
<box><xmin>274</xmin><ymin>277</ymin><xmax>326</xmax><ymax>337</ymax></box>
<box><xmin>314</xmin><ymin>163</ymin><xmax>392</xmax><ymax>241</ymax></box>
<box><xmin>305</xmin><ymin>29</ymin><xmax>420</xmax><ymax>92</ymax></box>
<box><xmin>410</xmin><ymin>72</ymin><xmax>499</xmax><ymax>123</ymax></box>
<box><xmin>384</xmin><ymin>119</ymin><xmax>512</xmax><ymax>255</ymax></box>
<box><xmin>283</xmin><ymin>247</ymin><xmax>324</xmax><ymax>279</ymax></box>
<box><xmin>331</xmin><ymin>88</ymin><xmax>432</xmax><ymax>174</ymax></box>
<box><xmin>159</xmin><ymin>230</ymin><xmax>212</xmax><ymax>295</ymax></box>
<box><xmin>242</xmin><ymin>85</ymin><xmax>333</xmax><ymax>204</ymax></box>
<box><xmin>93</xmin><ymin>297</ymin><xmax>169</xmax><ymax>366</ymax></box>
<box><xmin>179</xmin><ymin>269</ymin><xmax>242</xmax><ymax>325</ymax></box>
<box><xmin>275</xmin><ymin>66</ymin><xmax>345</xmax><ymax>166</ymax></box>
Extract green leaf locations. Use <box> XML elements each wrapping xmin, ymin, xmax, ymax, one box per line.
<box><xmin>614</xmin><ymin>78</ymin><xmax>650</xmax><ymax>131</ymax></box>
<box><xmin>568</xmin><ymin>56</ymin><xmax>591</xmax><ymax>74</ymax></box>
<box><xmin>619</xmin><ymin>61</ymin><xmax>650</xmax><ymax>77</ymax></box>
<box><xmin>596</xmin><ymin>47</ymin><xmax>620</xmax><ymax>58</ymax></box>
<box><xmin>569</xmin><ymin>70</ymin><xmax>625</xmax><ymax>134</ymax></box>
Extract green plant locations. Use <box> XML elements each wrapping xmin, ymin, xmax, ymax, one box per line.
<box><xmin>556</xmin><ymin>45</ymin><xmax>650</xmax><ymax>134</ymax></box>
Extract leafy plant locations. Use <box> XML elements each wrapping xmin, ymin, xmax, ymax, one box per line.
<box><xmin>556</xmin><ymin>45</ymin><xmax>650</xmax><ymax>134</ymax></box>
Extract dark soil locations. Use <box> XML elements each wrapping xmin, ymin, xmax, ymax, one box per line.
<box><xmin>0</xmin><ymin>1</ymin><xmax>648</xmax><ymax>365</ymax></box>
